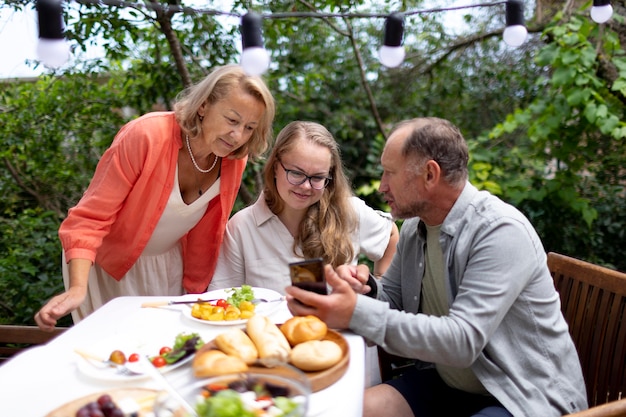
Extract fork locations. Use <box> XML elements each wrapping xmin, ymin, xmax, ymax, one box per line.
<box><xmin>141</xmin><ymin>296</ymin><xmax>285</xmax><ymax>308</ymax></box>
<box><xmin>74</xmin><ymin>348</ymin><xmax>144</xmax><ymax>376</ymax></box>
<box><xmin>138</xmin><ymin>355</ymin><xmax>197</xmax><ymax>416</ymax></box>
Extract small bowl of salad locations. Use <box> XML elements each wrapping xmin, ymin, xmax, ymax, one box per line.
<box><xmin>153</xmin><ymin>366</ymin><xmax>310</xmax><ymax>417</ymax></box>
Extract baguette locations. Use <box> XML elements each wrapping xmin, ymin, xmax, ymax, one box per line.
<box><xmin>215</xmin><ymin>328</ymin><xmax>259</xmax><ymax>364</ymax></box>
<box><xmin>246</xmin><ymin>315</ymin><xmax>291</xmax><ymax>367</ymax></box>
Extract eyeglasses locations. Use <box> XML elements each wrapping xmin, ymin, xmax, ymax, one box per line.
<box><xmin>278</xmin><ymin>160</ymin><xmax>332</xmax><ymax>190</ymax></box>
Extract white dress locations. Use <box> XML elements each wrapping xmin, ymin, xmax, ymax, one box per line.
<box><xmin>63</xmin><ymin>167</ymin><xmax>220</xmax><ymax>323</ymax></box>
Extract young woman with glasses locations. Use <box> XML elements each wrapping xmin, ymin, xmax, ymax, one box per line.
<box><xmin>209</xmin><ymin>120</ymin><xmax>399</xmax><ymax>295</ymax></box>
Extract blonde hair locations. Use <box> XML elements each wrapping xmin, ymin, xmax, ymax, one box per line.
<box><xmin>263</xmin><ymin>121</ymin><xmax>357</xmax><ymax>267</ymax></box>
<box><xmin>174</xmin><ymin>64</ymin><xmax>275</xmax><ymax>159</ymax></box>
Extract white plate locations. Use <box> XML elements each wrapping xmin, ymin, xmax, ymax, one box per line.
<box><xmin>181</xmin><ymin>287</ymin><xmax>283</xmax><ymax>326</ymax></box>
<box><xmin>75</xmin><ymin>335</ymin><xmax>197</xmax><ymax>382</ymax></box>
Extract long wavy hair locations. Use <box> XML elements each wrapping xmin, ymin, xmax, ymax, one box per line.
<box><xmin>173</xmin><ymin>64</ymin><xmax>275</xmax><ymax>160</ymax></box>
<box><xmin>262</xmin><ymin>121</ymin><xmax>357</xmax><ymax>267</ymax></box>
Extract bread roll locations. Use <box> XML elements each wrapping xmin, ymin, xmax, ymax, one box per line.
<box><xmin>289</xmin><ymin>340</ymin><xmax>342</xmax><ymax>372</ymax></box>
<box><xmin>280</xmin><ymin>315</ymin><xmax>328</xmax><ymax>346</ymax></box>
<box><xmin>246</xmin><ymin>315</ymin><xmax>291</xmax><ymax>367</ymax></box>
<box><xmin>215</xmin><ymin>328</ymin><xmax>259</xmax><ymax>364</ymax></box>
<box><xmin>192</xmin><ymin>349</ymin><xmax>248</xmax><ymax>377</ymax></box>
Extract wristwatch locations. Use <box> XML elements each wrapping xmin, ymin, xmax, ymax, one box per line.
<box><xmin>365</xmin><ymin>273</ymin><xmax>378</xmax><ymax>298</ymax></box>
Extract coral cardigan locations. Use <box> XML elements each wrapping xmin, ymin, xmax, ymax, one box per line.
<box><xmin>59</xmin><ymin>112</ymin><xmax>246</xmax><ymax>293</ymax></box>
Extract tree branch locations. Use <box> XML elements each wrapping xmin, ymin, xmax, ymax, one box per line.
<box><xmin>148</xmin><ymin>0</ymin><xmax>192</xmax><ymax>87</ymax></box>
<box><xmin>297</xmin><ymin>0</ymin><xmax>387</xmax><ymax>139</ymax></box>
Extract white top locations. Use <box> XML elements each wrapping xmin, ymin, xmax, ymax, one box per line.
<box><xmin>209</xmin><ymin>193</ymin><xmax>393</xmax><ymax>294</ymax></box>
<box><xmin>64</xmin><ymin>167</ymin><xmax>220</xmax><ymax>322</ymax></box>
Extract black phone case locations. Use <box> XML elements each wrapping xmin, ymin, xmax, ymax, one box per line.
<box><xmin>289</xmin><ymin>258</ymin><xmax>327</xmax><ymax>295</ymax></box>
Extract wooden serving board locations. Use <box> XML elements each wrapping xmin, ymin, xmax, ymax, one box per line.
<box><xmin>196</xmin><ymin>328</ymin><xmax>350</xmax><ymax>392</ymax></box>
<box><xmin>45</xmin><ymin>388</ymin><xmax>158</xmax><ymax>417</ymax></box>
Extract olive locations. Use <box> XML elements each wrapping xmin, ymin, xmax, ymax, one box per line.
<box><xmin>108</xmin><ymin>350</ymin><xmax>126</xmax><ymax>365</ymax></box>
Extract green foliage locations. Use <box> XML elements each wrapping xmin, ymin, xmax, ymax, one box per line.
<box><xmin>0</xmin><ymin>209</ymin><xmax>71</xmax><ymax>326</ymax></box>
<box><xmin>0</xmin><ymin>70</ymin><xmax>128</xmax><ymax>216</ymax></box>
<box><xmin>1</xmin><ymin>0</ymin><xmax>625</xmax><ymax>327</ymax></box>
<box><xmin>474</xmin><ymin>10</ymin><xmax>626</xmax><ymax>270</ymax></box>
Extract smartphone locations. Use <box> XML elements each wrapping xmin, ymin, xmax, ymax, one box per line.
<box><xmin>289</xmin><ymin>258</ymin><xmax>327</xmax><ymax>295</ymax></box>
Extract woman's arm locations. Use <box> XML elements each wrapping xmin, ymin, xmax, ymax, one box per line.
<box><xmin>373</xmin><ymin>221</ymin><xmax>399</xmax><ymax>277</ymax></box>
<box><xmin>35</xmin><ymin>258</ymin><xmax>92</xmax><ymax>330</ymax></box>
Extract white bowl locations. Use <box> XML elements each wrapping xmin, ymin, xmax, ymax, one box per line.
<box><xmin>153</xmin><ymin>366</ymin><xmax>311</xmax><ymax>417</ymax></box>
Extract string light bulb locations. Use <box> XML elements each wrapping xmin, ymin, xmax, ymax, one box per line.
<box><xmin>590</xmin><ymin>0</ymin><xmax>613</xmax><ymax>23</ymax></box>
<box><xmin>503</xmin><ymin>0</ymin><xmax>527</xmax><ymax>47</ymax></box>
<box><xmin>378</xmin><ymin>13</ymin><xmax>405</xmax><ymax>68</ymax></box>
<box><xmin>240</xmin><ymin>12</ymin><xmax>270</xmax><ymax>76</ymax></box>
<box><xmin>36</xmin><ymin>0</ymin><xmax>70</xmax><ymax>69</ymax></box>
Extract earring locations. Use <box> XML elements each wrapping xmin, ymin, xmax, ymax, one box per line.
<box><xmin>199</xmin><ymin>115</ymin><xmax>204</xmax><ymax>122</ymax></box>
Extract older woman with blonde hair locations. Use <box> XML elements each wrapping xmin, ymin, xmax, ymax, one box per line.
<box><xmin>210</xmin><ymin>120</ymin><xmax>398</xmax><ymax>293</ymax></box>
<box><xmin>36</xmin><ymin>64</ymin><xmax>275</xmax><ymax>330</ymax></box>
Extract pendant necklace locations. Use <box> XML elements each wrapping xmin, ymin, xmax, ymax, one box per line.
<box><xmin>186</xmin><ymin>135</ymin><xmax>219</xmax><ymax>196</ymax></box>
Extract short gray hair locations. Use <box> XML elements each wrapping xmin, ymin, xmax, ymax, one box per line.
<box><xmin>391</xmin><ymin>117</ymin><xmax>469</xmax><ymax>185</ymax></box>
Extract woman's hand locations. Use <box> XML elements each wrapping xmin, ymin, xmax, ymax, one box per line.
<box><xmin>334</xmin><ymin>264</ymin><xmax>372</xmax><ymax>294</ymax></box>
<box><xmin>35</xmin><ymin>286</ymin><xmax>86</xmax><ymax>331</ymax></box>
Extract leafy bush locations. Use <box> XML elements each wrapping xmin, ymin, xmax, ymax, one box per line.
<box><xmin>0</xmin><ymin>209</ymin><xmax>71</xmax><ymax>327</ymax></box>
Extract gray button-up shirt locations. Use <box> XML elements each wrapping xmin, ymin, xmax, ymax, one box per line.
<box><xmin>351</xmin><ymin>182</ymin><xmax>587</xmax><ymax>416</ymax></box>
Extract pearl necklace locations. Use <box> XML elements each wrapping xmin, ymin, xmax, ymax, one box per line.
<box><xmin>186</xmin><ymin>135</ymin><xmax>218</xmax><ymax>174</ymax></box>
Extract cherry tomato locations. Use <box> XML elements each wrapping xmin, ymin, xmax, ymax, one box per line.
<box><xmin>159</xmin><ymin>346</ymin><xmax>172</xmax><ymax>356</ymax></box>
<box><xmin>151</xmin><ymin>356</ymin><xmax>167</xmax><ymax>367</ymax></box>
<box><xmin>216</xmin><ymin>299</ymin><xmax>230</xmax><ymax>308</ymax></box>
<box><xmin>207</xmin><ymin>383</ymin><xmax>229</xmax><ymax>392</ymax></box>
<box><xmin>128</xmin><ymin>353</ymin><xmax>140</xmax><ymax>362</ymax></box>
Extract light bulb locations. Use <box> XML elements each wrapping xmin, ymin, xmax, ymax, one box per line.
<box><xmin>37</xmin><ymin>38</ymin><xmax>70</xmax><ymax>69</ymax></box>
<box><xmin>240</xmin><ymin>47</ymin><xmax>270</xmax><ymax>76</ymax></box>
<box><xmin>378</xmin><ymin>45</ymin><xmax>405</xmax><ymax>68</ymax></box>
<box><xmin>36</xmin><ymin>0</ymin><xmax>70</xmax><ymax>68</ymax></box>
<box><xmin>378</xmin><ymin>13</ymin><xmax>405</xmax><ymax>68</ymax></box>
<box><xmin>503</xmin><ymin>25</ymin><xmax>528</xmax><ymax>47</ymax></box>
<box><xmin>590</xmin><ymin>4</ymin><xmax>613</xmax><ymax>23</ymax></box>
<box><xmin>503</xmin><ymin>0</ymin><xmax>527</xmax><ymax>47</ymax></box>
<box><xmin>240</xmin><ymin>12</ymin><xmax>270</xmax><ymax>76</ymax></box>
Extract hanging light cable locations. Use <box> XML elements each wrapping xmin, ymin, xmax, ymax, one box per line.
<box><xmin>240</xmin><ymin>11</ymin><xmax>270</xmax><ymax>76</ymax></box>
<box><xmin>590</xmin><ymin>0</ymin><xmax>613</xmax><ymax>23</ymax></box>
<box><xmin>378</xmin><ymin>13</ymin><xmax>405</xmax><ymax>68</ymax></box>
<box><xmin>36</xmin><ymin>0</ymin><xmax>70</xmax><ymax>68</ymax></box>
<box><xmin>502</xmin><ymin>0</ymin><xmax>527</xmax><ymax>48</ymax></box>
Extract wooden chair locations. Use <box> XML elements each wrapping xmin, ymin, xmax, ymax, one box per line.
<box><xmin>548</xmin><ymin>252</ymin><xmax>626</xmax><ymax>408</ymax></box>
<box><xmin>563</xmin><ymin>398</ymin><xmax>626</xmax><ymax>417</ymax></box>
<box><xmin>378</xmin><ymin>252</ymin><xmax>626</xmax><ymax>415</ymax></box>
<box><xmin>0</xmin><ymin>325</ymin><xmax>68</xmax><ymax>364</ymax></box>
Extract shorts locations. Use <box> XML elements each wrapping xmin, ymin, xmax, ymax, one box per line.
<box><xmin>385</xmin><ymin>367</ymin><xmax>513</xmax><ymax>417</ymax></box>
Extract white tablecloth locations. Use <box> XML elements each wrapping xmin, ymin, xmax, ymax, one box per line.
<box><xmin>0</xmin><ymin>295</ymin><xmax>365</xmax><ymax>416</ymax></box>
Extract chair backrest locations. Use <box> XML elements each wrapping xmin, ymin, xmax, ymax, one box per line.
<box><xmin>0</xmin><ymin>325</ymin><xmax>67</xmax><ymax>364</ymax></box>
<box><xmin>547</xmin><ymin>252</ymin><xmax>626</xmax><ymax>407</ymax></box>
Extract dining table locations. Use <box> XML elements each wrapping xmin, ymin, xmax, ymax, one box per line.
<box><xmin>0</xmin><ymin>292</ymin><xmax>366</xmax><ymax>417</ymax></box>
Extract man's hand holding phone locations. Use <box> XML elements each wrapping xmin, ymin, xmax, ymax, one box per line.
<box><xmin>286</xmin><ymin>264</ymin><xmax>357</xmax><ymax>330</ymax></box>
<box><xmin>289</xmin><ymin>258</ymin><xmax>327</xmax><ymax>295</ymax></box>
